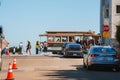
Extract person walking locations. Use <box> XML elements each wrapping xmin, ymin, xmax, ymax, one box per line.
<box><xmin>26</xmin><ymin>41</ymin><xmax>31</xmax><ymax>55</ymax></box>
<box><xmin>40</xmin><ymin>42</ymin><xmax>44</xmax><ymax>53</ymax></box>
<box><xmin>12</xmin><ymin>47</ymin><xmax>16</xmax><ymax>55</ymax></box>
<box><xmin>19</xmin><ymin>42</ymin><xmax>23</xmax><ymax>54</ymax></box>
<box><xmin>35</xmin><ymin>41</ymin><xmax>39</xmax><ymax>54</ymax></box>
<box><xmin>43</xmin><ymin>41</ymin><xmax>47</xmax><ymax>55</ymax></box>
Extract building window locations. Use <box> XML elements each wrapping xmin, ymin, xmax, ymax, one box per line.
<box><xmin>116</xmin><ymin>5</ymin><xmax>120</xmax><ymax>13</ymax></box>
<box><xmin>104</xmin><ymin>8</ymin><xmax>109</xmax><ymax>18</ymax></box>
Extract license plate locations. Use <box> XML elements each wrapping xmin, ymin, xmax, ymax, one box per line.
<box><xmin>73</xmin><ymin>54</ymin><xmax>77</xmax><ymax>56</ymax></box>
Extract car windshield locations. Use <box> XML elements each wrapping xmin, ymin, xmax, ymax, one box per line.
<box><xmin>68</xmin><ymin>44</ymin><xmax>81</xmax><ymax>50</ymax></box>
<box><xmin>63</xmin><ymin>42</ymin><xmax>74</xmax><ymax>47</ymax></box>
<box><xmin>93</xmin><ymin>47</ymin><xmax>116</xmax><ymax>54</ymax></box>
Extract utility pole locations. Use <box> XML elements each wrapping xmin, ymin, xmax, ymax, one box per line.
<box><xmin>0</xmin><ymin>26</ymin><xmax>2</xmax><ymax>71</ymax></box>
<box><xmin>0</xmin><ymin>1</ymin><xmax>1</xmax><ymax>71</ymax></box>
<box><xmin>0</xmin><ymin>1</ymin><xmax>4</xmax><ymax>71</ymax></box>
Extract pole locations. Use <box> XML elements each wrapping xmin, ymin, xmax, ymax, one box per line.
<box><xmin>0</xmin><ymin>26</ymin><xmax>3</xmax><ymax>71</ymax></box>
<box><xmin>0</xmin><ymin>37</ymin><xmax>2</xmax><ymax>71</ymax></box>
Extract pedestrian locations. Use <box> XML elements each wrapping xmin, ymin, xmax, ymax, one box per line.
<box><xmin>19</xmin><ymin>42</ymin><xmax>23</xmax><ymax>54</ymax></box>
<box><xmin>26</xmin><ymin>41</ymin><xmax>31</xmax><ymax>55</ymax></box>
<box><xmin>1</xmin><ymin>47</ymin><xmax>7</xmax><ymax>55</ymax></box>
<box><xmin>6</xmin><ymin>47</ymin><xmax>10</xmax><ymax>56</ymax></box>
<box><xmin>43</xmin><ymin>41</ymin><xmax>47</xmax><ymax>55</ymax></box>
<box><xmin>40</xmin><ymin>42</ymin><xmax>44</xmax><ymax>53</ymax></box>
<box><xmin>12</xmin><ymin>47</ymin><xmax>16</xmax><ymax>55</ymax></box>
<box><xmin>35</xmin><ymin>41</ymin><xmax>39</xmax><ymax>54</ymax></box>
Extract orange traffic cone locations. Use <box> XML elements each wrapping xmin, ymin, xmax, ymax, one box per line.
<box><xmin>12</xmin><ymin>56</ymin><xmax>18</xmax><ymax>69</ymax></box>
<box><xmin>6</xmin><ymin>63</ymin><xmax>14</xmax><ymax>80</ymax></box>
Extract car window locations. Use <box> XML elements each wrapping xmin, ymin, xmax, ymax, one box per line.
<box><xmin>69</xmin><ymin>44</ymin><xmax>80</xmax><ymax>48</ymax></box>
<box><xmin>63</xmin><ymin>42</ymin><xmax>74</xmax><ymax>48</ymax></box>
<box><xmin>93</xmin><ymin>47</ymin><xmax>116</xmax><ymax>54</ymax></box>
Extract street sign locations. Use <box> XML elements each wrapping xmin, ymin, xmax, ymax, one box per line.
<box><xmin>103</xmin><ymin>32</ymin><xmax>110</xmax><ymax>38</ymax></box>
<box><xmin>103</xmin><ymin>25</ymin><xmax>109</xmax><ymax>31</ymax></box>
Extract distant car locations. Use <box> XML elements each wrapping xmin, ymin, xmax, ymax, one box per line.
<box><xmin>83</xmin><ymin>46</ymin><xmax>120</xmax><ymax>71</ymax></box>
<box><xmin>62</xmin><ymin>42</ymin><xmax>75</xmax><ymax>54</ymax></box>
<box><xmin>63</xmin><ymin>43</ymin><xmax>83</xmax><ymax>57</ymax></box>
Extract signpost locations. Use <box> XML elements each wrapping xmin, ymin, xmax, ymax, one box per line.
<box><xmin>103</xmin><ymin>25</ymin><xmax>109</xmax><ymax>32</ymax></box>
<box><xmin>103</xmin><ymin>31</ymin><xmax>110</xmax><ymax>38</ymax></box>
<box><xmin>103</xmin><ymin>25</ymin><xmax>110</xmax><ymax>38</ymax></box>
<box><xmin>102</xmin><ymin>25</ymin><xmax>111</xmax><ymax>45</ymax></box>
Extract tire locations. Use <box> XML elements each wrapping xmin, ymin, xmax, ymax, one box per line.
<box><xmin>52</xmin><ymin>51</ymin><xmax>57</xmax><ymax>54</ymax></box>
<box><xmin>115</xmin><ymin>67</ymin><xmax>120</xmax><ymax>72</ymax></box>
<box><xmin>83</xmin><ymin>63</ymin><xmax>86</xmax><ymax>68</ymax></box>
<box><xmin>83</xmin><ymin>60</ymin><xmax>86</xmax><ymax>68</ymax></box>
<box><xmin>86</xmin><ymin>63</ymin><xmax>92</xmax><ymax>70</ymax></box>
<box><xmin>113</xmin><ymin>66</ymin><xmax>120</xmax><ymax>72</ymax></box>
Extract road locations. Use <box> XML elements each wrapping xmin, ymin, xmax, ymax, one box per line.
<box><xmin>0</xmin><ymin>54</ymin><xmax>120</xmax><ymax>80</ymax></box>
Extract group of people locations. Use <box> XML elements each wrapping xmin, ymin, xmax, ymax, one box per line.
<box><xmin>12</xmin><ymin>41</ymin><xmax>32</xmax><ymax>55</ymax></box>
<box><xmin>16</xmin><ymin>40</ymin><xmax>47</xmax><ymax>55</ymax></box>
<box><xmin>35</xmin><ymin>41</ymin><xmax>47</xmax><ymax>54</ymax></box>
<box><xmin>23</xmin><ymin>40</ymin><xmax>47</xmax><ymax>55</ymax></box>
<box><xmin>1</xmin><ymin>40</ymin><xmax>48</xmax><ymax>55</ymax></box>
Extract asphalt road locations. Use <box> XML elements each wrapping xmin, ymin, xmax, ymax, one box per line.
<box><xmin>0</xmin><ymin>54</ymin><xmax>120</xmax><ymax>80</ymax></box>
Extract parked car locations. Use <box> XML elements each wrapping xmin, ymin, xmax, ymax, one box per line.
<box><xmin>63</xmin><ymin>43</ymin><xmax>83</xmax><ymax>57</ymax></box>
<box><xmin>83</xmin><ymin>46</ymin><xmax>120</xmax><ymax>71</ymax></box>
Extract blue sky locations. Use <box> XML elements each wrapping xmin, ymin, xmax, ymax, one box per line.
<box><xmin>0</xmin><ymin>0</ymin><xmax>100</xmax><ymax>53</ymax></box>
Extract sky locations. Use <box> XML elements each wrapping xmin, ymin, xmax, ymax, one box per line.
<box><xmin>0</xmin><ymin>0</ymin><xmax>100</xmax><ymax>53</ymax></box>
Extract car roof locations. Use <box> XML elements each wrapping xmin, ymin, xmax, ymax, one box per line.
<box><xmin>67</xmin><ymin>43</ymin><xmax>80</xmax><ymax>46</ymax></box>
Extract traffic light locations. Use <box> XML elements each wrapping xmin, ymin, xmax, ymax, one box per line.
<box><xmin>103</xmin><ymin>25</ymin><xmax>109</xmax><ymax>32</ymax></box>
<box><xmin>0</xmin><ymin>26</ymin><xmax>2</xmax><ymax>34</ymax></box>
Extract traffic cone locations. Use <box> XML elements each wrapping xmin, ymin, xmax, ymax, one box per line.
<box><xmin>6</xmin><ymin>63</ymin><xmax>14</xmax><ymax>80</ymax></box>
<box><xmin>12</xmin><ymin>56</ymin><xmax>18</xmax><ymax>69</ymax></box>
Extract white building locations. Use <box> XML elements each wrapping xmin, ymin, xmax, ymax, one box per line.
<box><xmin>100</xmin><ymin>0</ymin><xmax>120</xmax><ymax>46</ymax></box>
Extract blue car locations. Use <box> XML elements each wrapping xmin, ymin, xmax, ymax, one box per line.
<box><xmin>83</xmin><ymin>46</ymin><xmax>120</xmax><ymax>71</ymax></box>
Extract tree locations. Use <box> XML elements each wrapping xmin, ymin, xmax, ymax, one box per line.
<box><xmin>116</xmin><ymin>25</ymin><xmax>120</xmax><ymax>45</ymax></box>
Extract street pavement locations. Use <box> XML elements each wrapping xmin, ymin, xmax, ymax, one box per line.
<box><xmin>0</xmin><ymin>53</ymin><xmax>120</xmax><ymax>80</ymax></box>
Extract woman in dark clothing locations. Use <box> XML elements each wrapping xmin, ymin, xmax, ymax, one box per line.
<box><xmin>26</xmin><ymin>41</ymin><xmax>31</xmax><ymax>55</ymax></box>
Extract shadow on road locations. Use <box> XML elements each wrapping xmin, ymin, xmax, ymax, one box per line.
<box><xmin>43</xmin><ymin>65</ymin><xmax>120</xmax><ymax>80</ymax></box>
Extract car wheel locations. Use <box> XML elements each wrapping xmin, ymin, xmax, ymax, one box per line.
<box><xmin>83</xmin><ymin>60</ymin><xmax>86</xmax><ymax>68</ymax></box>
<box><xmin>112</xmin><ymin>67</ymin><xmax>120</xmax><ymax>72</ymax></box>
<box><xmin>86</xmin><ymin>63</ymin><xmax>92</xmax><ymax>70</ymax></box>
<box><xmin>83</xmin><ymin>63</ymin><xmax>86</xmax><ymax>68</ymax></box>
<box><xmin>116</xmin><ymin>67</ymin><xmax>120</xmax><ymax>72</ymax></box>
<box><xmin>52</xmin><ymin>51</ymin><xmax>57</xmax><ymax>54</ymax></box>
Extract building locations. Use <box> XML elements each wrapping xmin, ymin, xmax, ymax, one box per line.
<box><xmin>0</xmin><ymin>39</ymin><xmax>9</xmax><ymax>50</ymax></box>
<box><xmin>100</xmin><ymin>0</ymin><xmax>120</xmax><ymax>46</ymax></box>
